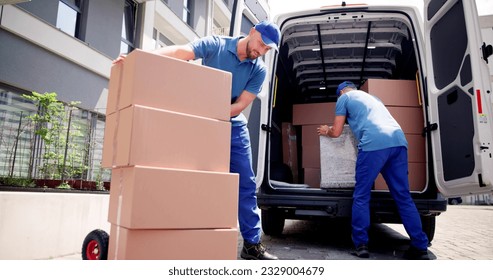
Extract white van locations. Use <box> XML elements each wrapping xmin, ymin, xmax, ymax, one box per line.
<box><xmin>246</xmin><ymin>0</ymin><xmax>493</xmax><ymax>242</ymax></box>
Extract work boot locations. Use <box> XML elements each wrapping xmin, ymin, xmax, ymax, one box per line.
<box><xmin>351</xmin><ymin>244</ymin><xmax>370</xmax><ymax>258</ymax></box>
<box><xmin>403</xmin><ymin>246</ymin><xmax>430</xmax><ymax>260</ymax></box>
<box><xmin>240</xmin><ymin>241</ymin><xmax>279</xmax><ymax>260</ymax></box>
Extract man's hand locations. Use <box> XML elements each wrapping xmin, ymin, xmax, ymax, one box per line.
<box><xmin>317</xmin><ymin>125</ymin><xmax>329</xmax><ymax>136</ymax></box>
<box><xmin>112</xmin><ymin>54</ymin><xmax>127</xmax><ymax>65</ymax></box>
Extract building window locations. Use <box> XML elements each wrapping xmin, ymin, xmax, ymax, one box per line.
<box><xmin>152</xmin><ymin>28</ymin><xmax>174</xmax><ymax>48</ymax></box>
<box><xmin>56</xmin><ymin>0</ymin><xmax>83</xmax><ymax>37</ymax></box>
<box><xmin>182</xmin><ymin>0</ymin><xmax>192</xmax><ymax>26</ymax></box>
<box><xmin>121</xmin><ymin>0</ymin><xmax>137</xmax><ymax>54</ymax></box>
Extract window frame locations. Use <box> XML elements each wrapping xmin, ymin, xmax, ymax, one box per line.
<box><xmin>121</xmin><ymin>0</ymin><xmax>138</xmax><ymax>54</ymax></box>
<box><xmin>56</xmin><ymin>0</ymin><xmax>84</xmax><ymax>38</ymax></box>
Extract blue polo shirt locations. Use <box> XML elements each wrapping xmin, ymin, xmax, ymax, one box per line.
<box><xmin>335</xmin><ymin>90</ymin><xmax>408</xmax><ymax>151</ymax></box>
<box><xmin>189</xmin><ymin>35</ymin><xmax>266</xmax><ymax>126</ymax></box>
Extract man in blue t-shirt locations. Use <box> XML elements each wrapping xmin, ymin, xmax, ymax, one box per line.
<box><xmin>317</xmin><ymin>81</ymin><xmax>430</xmax><ymax>260</ymax></box>
<box><xmin>113</xmin><ymin>21</ymin><xmax>280</xmax><ymax>260</ymax></box>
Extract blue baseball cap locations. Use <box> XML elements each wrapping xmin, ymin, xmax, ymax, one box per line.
<box><xmin>254</xmin><ymin>21</ymin><xmax>281</xmax><ymax>51</ymax></box>
<box><xmin>336</xmin><ymin>81</ymin><xmax>356</xmax><ymax>96</ymax></box>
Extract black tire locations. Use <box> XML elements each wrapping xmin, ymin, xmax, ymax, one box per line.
<box><xmin>261</xmin><ymin>209</ymin><xmax>285</xmax><ymax>236</ymax></box>
<box><xmin>82</xmin><ymin>229</ymin><xmax>109</xmax><ymax>260</ymax></box>
<box><xmin>421</xmin><ymin>216</ymin><xmax>436</xmax><ymax>244</ymax></box>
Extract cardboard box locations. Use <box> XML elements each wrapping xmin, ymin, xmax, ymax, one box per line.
<box><xmin>303</xmin><ymin>168</ymin><xmax>320</xmax><ymax>188</ymax></box>
<box><xmin>108</xmin><ymin>166</ymin><xmax>239</xmax><ymax>229</ymax></box>
<box><xmin>106</xmin><ymin>62</ymin><xmax>123</xmax><ymax>115</ymax></box>
<box><xmin>302</xmin><ymin>125</ymin><xmax>324</xmax><ymax>147</ymax></box>
<box><xmin>319</xmin><ymin>125</ymin><xmax>358</xmax><ymax>188</ymax></box>
<box><xmin>406</xmin><ymin>134</ymin><xmax>426</xmax><ymax>163</ymax></box>
<box><xmin>102</xmin><ymin>105</ymin><xmax>231</xmax><ymax>171</ymax></box>
<box><xmin>374</xmin><ymin>162</ymin><xmax>426</xmax><ymax>192</ymax></box>
<box><xmin>293</xmin><ymin>103</ymin><xmax>336</xmax><ymax>125</ymax></box>
<box><xmin>302</xmin><ymin>145</ymin><xmax>320</xmax><ymax>168</ymax></box>
<box><xmin>360</xmin><ymin>79</ymin><xmax>421</xmax><ymax>107</ymax></box>
<box><xmin>281</xmin><ymin>123</ymin><xmax>299</xmax><ymax>183</ymax></box>
<box><xmin>387</xmin><ymin>106</ymin><xmax>424</xmax><ymax>134</ymax></box>
<box><xmin>108</xmin><ymin>225</ymin><xmax>238</xmax><ymax>260</ymax></box>
<box><xmin>102</xmin><ymin>112</ymin><xmax>117</xmax><ymax>167</ymax></box>
<box><xmin>106</xmin><ymin>49</ymin><xmax>232</xmax><ymax>121</ymax></box>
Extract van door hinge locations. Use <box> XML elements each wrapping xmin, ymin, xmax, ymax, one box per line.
<box><xmin>261</xmin><ymin>124</ymin><xmax>271</xmax><ymax>133</ymax></box>
<box><xmin>422</xmin><ymin>123</ymin><xmax>438</xmax><ymax>136</ymax></box>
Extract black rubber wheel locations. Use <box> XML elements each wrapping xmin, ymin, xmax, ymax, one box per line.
<box><xmin>261</xmin><ymin>209</ymin><xmax>285</xmax><ymax>236</ymax></box>
<box><xmin>421</xmin><ymin>216</ymin><xmax>436</xmax><ymax>244</ymax></box>
<box><xmin>82</xmin><ymin>229</ymin><xmax>109</xmax><ymax>260</ymax></box>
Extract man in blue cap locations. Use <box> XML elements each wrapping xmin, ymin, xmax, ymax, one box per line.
<box><xmin>114</xmin><ymin>20</ymin><xmax>281</xmax><ymax>260</ymax></box>
<box><xmin>317</xmin><ymin>81</ymin><xmax>430</xmax><ymax>260</ymax></box>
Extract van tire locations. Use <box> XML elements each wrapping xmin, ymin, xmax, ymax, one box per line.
<box><xmin>420</xmin><ymin>216</ymin><xmax>436</xmax><ymax>244</ymax></box>
<box><xmin>261</xmin><ymin>209</ymin><xmax>285</xmax><ymax>236</ymax></box>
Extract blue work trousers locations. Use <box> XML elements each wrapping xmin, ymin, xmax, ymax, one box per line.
<box><xmin>352</xmin><ymin>146</ymin><xmax>429</xmax><ymax>250</ymax></box>
<box><xmin>230</xmin><ymin>124</ymin><xmax>261</xmax><ymax>244</ymax></box>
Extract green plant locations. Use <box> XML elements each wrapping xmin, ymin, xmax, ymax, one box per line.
<box><xmin>23</xmin><ymin>92</ymin><xmax>87</xmax><ymax>180</ymax></box>
<box><xmin>0</xmin><ymin>176</ymin><xmax>36</xmax><ymax>188</ymax></box>
<box><xmin>56</xmin><ymin>181</ymin><xmax>71</xmax><ymax>189</ymax></box>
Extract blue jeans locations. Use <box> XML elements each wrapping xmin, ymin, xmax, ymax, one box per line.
<box><xmin>230</xmin><ymin>124</ymin><xmax>261</xmax><ymax>244</ymax></box>
<box><xmin>352</xmin><ymin>146</ymin><xmax>429</xmax><ymax>250</ymax></box>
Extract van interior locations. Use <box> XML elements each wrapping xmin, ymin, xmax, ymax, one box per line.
<box><xmin>269</xmin><ymin>8</ymin><xmax>428</xmax><ymax>193</ymax></box>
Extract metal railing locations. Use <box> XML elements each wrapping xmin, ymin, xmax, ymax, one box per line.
<box><xmin>0</xmin><ymin>90</ymin><xmax>111</xmax><ymax>184</ymax></box>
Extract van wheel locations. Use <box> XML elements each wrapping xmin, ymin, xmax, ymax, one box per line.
<box><xmin>420</xmin><ymin>216</ymin><xmax>436</xmax><ymax>244</ymax></box>
<box><xmin>82</xmin><ymin>229</ymin><xmax>109</xmax><ymax>260</ymax></box>
<box><xmin>261</xmin><ymin>209</ymin><xmax>285</xmax><ymax>236</ymax></box>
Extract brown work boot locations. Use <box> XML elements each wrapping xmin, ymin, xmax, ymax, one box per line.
<box><xmin>240</xmin><ymin>241</ymin><xmax>279</xmax><ymax>260</ymax></box>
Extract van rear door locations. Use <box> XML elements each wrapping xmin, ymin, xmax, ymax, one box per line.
<box><xmin>424</xmin><ymin>0</ymin><xmax>493</xmax><ymax>196</ymax></box>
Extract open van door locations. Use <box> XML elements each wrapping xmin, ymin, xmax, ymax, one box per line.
<box><xmin>424</xmin><ymin>0</ymin><xmax>493</xmax><ymax>197</ymax></box>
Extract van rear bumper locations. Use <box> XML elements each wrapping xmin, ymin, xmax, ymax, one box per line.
<box><xmin>257</xmin><ymin>193</ymin><xmax>448</xmax><ymax>221</ymax></box>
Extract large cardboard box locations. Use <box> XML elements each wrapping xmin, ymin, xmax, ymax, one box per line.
<box><xmin>108</xmin><ymin>166</ymin><xmax>239</xmax><ymax>229</ymax></box>
<box><xmin>374</xmin><ymin>162</ymin><xmax>426</xmax><ymax>192</ymax></box>
<box><xmin>106</xmin><ymin>49</ymin><xmax>231</xmax><ymax>121</ymax></box>
<box><xmin>303</xmin><ymin>168</ymin><xmax>320</xmax><ymax>188</ymax></box>
<box><xmin>281</xmin><ymin>123</ymin><xmax>299</xmax><ymax>182</ymax></box>
<box><xmin>302</xmin><ymin>145</ymin><xmax>320</xmax><ymax>168</ymax></box>
<box><xmin>108</xmin><ymin>225</ymin><xmax>238</xmax><ymax>260</ymax></box>
<box><xmin>319</xmin><ymin>125</ymin><xmax>358</xmax><ymax>188</ymax></box>
<box><xmin>360</xmin><ymin>79</ymin><xmax>421</xmax><ymax>107</ymax></box>
<box><xmin>102</xmin><ymin>105</ymin><xmax>231</xmax><ymax>171</ymax></box>
<box><xmin>302</xmin><ymin>125</ymin><xmax>323</xmax><ymax>147</ymax></box>
<box><xmin>406</xmin><ymin>134</ymin><xmax>426</xmax><ymax>163</ymax></box>
<box><xmin>102</xmin><ymin>112</ymin><xmax>118</xmax><ymax>167</ymax></box>
<box><xmin>387</xmin><ymin>107</ymin><xmax>424</xmax><ymax>134</ymax></box>
<box><xmin>293</xmin><ymin>103</ymin><xmax>336</xmax><ymax>125</ymax></box>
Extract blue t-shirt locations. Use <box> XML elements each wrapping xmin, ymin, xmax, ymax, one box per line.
<box><xmin>189</xmin><ymin>35</ymin><xmax>266</xmax><ymax>125</ymax></box>
<box><xmin>335</xmin><ymin>90</ymin><xmax>408</xmax><ymax>151</ymax></box>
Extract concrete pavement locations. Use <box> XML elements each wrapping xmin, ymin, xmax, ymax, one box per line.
<box><xmin>52</xmin><ymin>205</ymin><xmax>493</xmax><ymax>260</ymax></box>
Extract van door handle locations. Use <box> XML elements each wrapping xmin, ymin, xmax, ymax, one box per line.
<box><xmin>482</xmin><ymin>42</ymin><xmax>493</xmax><ymax>63</ymax></box>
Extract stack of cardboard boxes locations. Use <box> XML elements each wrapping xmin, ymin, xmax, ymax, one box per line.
<box><xmin>286</xmin><ymin>79</ymin><xmax>426</xmax><ymax>192</ymax></box>
<box><xmin>101</xmin><ymin>50</ymin><xmax>239</xmax><ymax>259</ymax></box>
<box><xmin>360</xmin><ymin>79</ymin><xmax>426</xmax><ymax>192</ymax></box>
<box><xmin>291</xmin><ymin>103</ymin><xmax>336</xmax><ymax>187</ymax></box>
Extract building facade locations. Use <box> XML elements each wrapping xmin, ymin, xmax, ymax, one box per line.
<box><xmin>0</xmin><ymin>0</ymin><xmax>270</xmax><ymax>182</ymax></box>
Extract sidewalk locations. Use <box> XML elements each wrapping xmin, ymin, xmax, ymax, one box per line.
<box><xmin>52</xmin><ymin>205</ymin><xmax>493</xmax><ymax>260</ymax></box>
